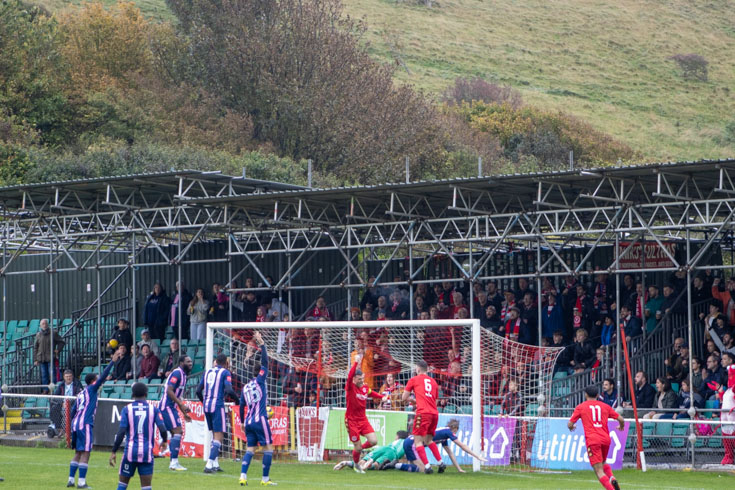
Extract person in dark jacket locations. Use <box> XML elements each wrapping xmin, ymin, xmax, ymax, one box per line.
<box><xmin>209</xmin><ymin>282</ymin><xmax>229</xmax><ymax>322</ymax></box>
<box><xmin>34</xmin><ymin>319</ymin><xmax>65</xmax><ymax>390</ymax></box>
<box><xmin>644</xmin><ymin>377</ymin><xmax>678</xmax><ymax>419</ymax></box>
<box><xmin>48</xmin><ymin>369</ymin><xmax>83</xmax><ymax>438</ymax></box>
<box><xmin>624</xmin><ymin>370</ymin><xmax>656</xmax><ymax>409</ymax></box>
<box><xmin>620</xmin><ymin>305</ymin><xmax>643</xmax><ymax>341</ymax></box>
<box><xmin>107</xmin><ymin>344</ymin><xmax>132</xmax><ymax>381</ymax></box>
<box><xmin>519</xmin><ymin>292</ymin><xmax>538</xmax><ymax>345</ymax></box>
<box><xmin>551</xmin><ymin>331</ymin><xmax>572</xmax><ymax>373</ymax></box>
<box><xmin>481</xmin><ymin>305</ymin><xmax>503</xmax><ymax>335</ymax></box>
<box><xmin>599</xmin><ymin>378</ymin><xmax>618</xmax><ymax>408</ymax></box>
<box><xmin>574</xmin><ymin>284</ymin><xmax>597</xmax><ymax>333</ymax></box>
<box><xmin>110</xmin><ymin>318</ymin><xmax>134</xmax><ymax>352</ymax></box>
<box><xmin>170</xmin><ymin>281</ymin><xmax>192</xmax><ymax>340</ymax></box>
<box><xmin>570</xmin><ymin>328</ymin><xmax>596</xmax><ymax>373</ymax></box>
<box><xmin>143</xmin><ymin>282</ymin><xmax>170</xmax><ymax>340</ymax></box>
<box><xmin>541</xmin><ymin>292</ymin><xmax>564</xmax><ymax>340</ymax></box>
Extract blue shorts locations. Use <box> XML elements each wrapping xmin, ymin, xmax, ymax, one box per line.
<box><xmin>245</xmin><ymin>417</ymin><xmax>273</xmax><ymax>447</ymax></box>
<box><xmin>403</xmin><ymin>438</ymin><xmax>417</xmax><ymax>462</ymax></box>
<box><xmin>72</xmin><ymin>426</ymin><xmax>94</xmax><ymax>452</ymax></box>
<box><xmin>119</xmin><ymin>456</ymin><xmax>154</xmax><ymax>478</ymax></box>
<box><xmin>205</xmin><ymin>407</ymin><xmax>227</xmax><ymax>433</ymax></box>
<box><xmin>161</xmin><ymin>406</ymin><xmax>182</xmax><ymax>431</ymax></box>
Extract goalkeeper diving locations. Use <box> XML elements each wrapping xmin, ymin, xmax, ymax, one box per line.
<box><xmin>333</xmin><ymin>431</ymin><xmax>409</xmax><ymax>472</ymax></box>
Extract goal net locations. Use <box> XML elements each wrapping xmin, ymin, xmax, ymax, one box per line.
<box><xmin>206</xmin><ymin>320</ymin><xmax>562</xmax><ymax>472</ymax></box>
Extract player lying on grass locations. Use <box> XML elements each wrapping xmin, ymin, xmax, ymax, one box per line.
<box><xmin>381</xmin><ymin>420</ymin><xmax>484</xmax><ymax>473</ymax></box>
<box><xmin>568</xmin><ymin>385</ymin><xmax>624</xmax><ymax>490</ymax></box>
<box><xmin>333</xmin><ymin>431</ymin><xmax>409</xmax><ymax>472</ymax></box>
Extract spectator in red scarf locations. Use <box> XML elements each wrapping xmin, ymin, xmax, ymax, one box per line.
<box><xmin>500</xmin><ymin>290</ymin><xmax>516</xmax><ymax>322</ymax></box>
<box><xmin>307</xmin><ymin>296</ymin><xmax>333</xmax><ymax>321</ymax></box>
<box><xmin>503</xmin><ymin>306</ymin><xmax>522</xmax><ymax>342</ymax></box>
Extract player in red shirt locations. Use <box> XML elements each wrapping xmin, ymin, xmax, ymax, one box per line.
<box><xmin>568</xmin><ymin>385</ymin><xmax>625</xmax><ymax>490</ymax></box>
<box><xmin>402</xmin><ymin>360</ymin><xmax>440</xmax><ymax>473</ymax></box>
<box><xmin>345</xmin><ymin>356</ymin><xmax>388</xmax><ymax>474</ymax></box>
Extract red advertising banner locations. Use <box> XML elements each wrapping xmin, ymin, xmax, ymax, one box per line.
<box><xmin>153</xmin><ymin>400</ymin><xmax>206</xmax><ymax>458</ymax></box>
<box><xmin>232</xmin><ymin>405</ymin><xmax>289</xmax><ymax>446</ymax></box>
<box><xmin>617</xmin><ymin>242</ymin><xmax>676</xmax><ymax>269</ymax></box>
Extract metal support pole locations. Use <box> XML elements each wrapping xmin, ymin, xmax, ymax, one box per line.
<box><xmin>405</xmin><ymin>156</ymin><xmax>410</xmax><ymax>184</ymax></box>
<box><xmin>227</xmin><ymin>227</ymin><xmax>233</xmax><ymax>323</ymax></box>
<box><xmin>178</xmin><ymin>227</ymin><xmax>183</xmax><ymax>346</ymax></box>
<box><xmin>409</xmin><ymin>229</ymin><xmax>415</xmax><ymax>367</ymax></box>
<box><xmin>615</xmin><ymin>231</ymin><xmax>623</xmax><ymax>409</ymax></box>
<box><xmin>469</xmin><ymin>242</ymin><xmax>474</xmax><ymax>318</ymax></box>
<box><xmin>686</xmin><ymin>225</ymin><xmax>695</xmax><ymax>465</ymax></box>
<box><xmin>477</xmin><ymin>156</ymin><xmax>482</xmax><ymax>178</ymax></box>
<box><xmin>131</xmin><ymin>232</ymin><xmax>137</xmax><ymax>379</ymax></box>
<box><xmin>49</xmin><ymin>242</ymin><xmax>55</xmax><ymax>388</ymax></box>
<box><xmin>536</xmin><ymin>238</ymin><xmax>543</xmax><ymax>346</ymax></box>
<box><xmin>2</xmin><ymin>217</ymin><xmax>6</xmax><ymax>433</ymax></box>
<box><xmin>307</xmin><ymin>160</ymin><xmax>313</xmax><ymax>188</ymax></box>
<box><xmin>96</xmin><ymin>233</ymin><xmax>101</xmax><ymax>372</ymax></box>
<box><xmin>471</xmin><ymin>319</ymin><xmax>481</xmax><ymax>472</ymax></box>
<box><xmin>640</xmin><ymin>234</ymin><xmax>646</xmax><ymax>340</ymax></box>
<box><xmin>347</xmin><ymin>225</ymin><xmax>352</xmax><ymax>321</ymax></box>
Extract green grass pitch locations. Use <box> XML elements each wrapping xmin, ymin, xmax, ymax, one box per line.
<box><xmin>0</xmin><ymin>446</ymin><xmax>731</xmax><ymax>489</ymax></box>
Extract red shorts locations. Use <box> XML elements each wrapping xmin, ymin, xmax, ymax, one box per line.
<box><xmin>412</xmin><ymin>412</ymin><xmax>438</xmax><ymax>437</ymax></box>
<box><xmin>345</xmin><ymin>417</ymin><xmax>374</xmax><ymax>443</ymax></box>
<box><xmin>586</xmin><ymin>443</ymin><xmax>609</xmax><ymax>466</ymax></box>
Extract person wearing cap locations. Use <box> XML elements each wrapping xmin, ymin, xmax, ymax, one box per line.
<box><xmin>502</xmin><ymin>305</ymin><xmax>522</xmax><ymax>342</ymax></box>
<box><xmin>137</xmin><ymin>328</ymin><xmax>159</xmax><ymax>357</ymax></box>
<box><xmin>666</xmin><ymin>342</ymin><xmax>690</xmax><ymax>384</ymax></box>
<box><xmin>111</xmin><ymin>317</ymin><xmax>134</xmax><ymax>352</ymax></box>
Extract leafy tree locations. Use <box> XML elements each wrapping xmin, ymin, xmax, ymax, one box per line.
<box><xmin>165</xmin><ymin>0</ymin><xmax>446</xmax><ymax>183</ymax></box>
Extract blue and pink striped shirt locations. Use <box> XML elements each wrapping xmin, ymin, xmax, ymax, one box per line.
<box><xmin>158</xmin><ymin>367</ymin><xmax>187</xmax><ymax>410</ymax></box>
<box><xmin>119</xmin><ymin>401</ymin><xmax>166</xmax><ymax>463</ymax></box>
<box><xmin>71</xmin><ymin>361</ymin><xmax>114</xmax><ymax>431</ymax></box>
<box><xmin>240</xmin><ymin>344</ymin><xmax>269</xmax><ymax>424</ymax></box>
<box><xmin>199</xmin><ymin>366</ymin><xmax>233</xmax><ymax>413</ymax></box>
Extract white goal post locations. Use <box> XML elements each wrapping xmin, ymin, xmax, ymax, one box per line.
<box><xmin>207</xmin><ymin>319</ymin><xmax>483</xmax><ymax>471</ymax></box>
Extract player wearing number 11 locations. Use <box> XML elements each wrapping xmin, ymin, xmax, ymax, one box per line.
<box><xmin>568</xmin><ymin>385</ymin><xmax>625</xmax><ymax>490</ymax></box>
<box><xmin>239</xmin><ymin>332</ymin><xmax>277</xmax><ymax>486</ymax></box>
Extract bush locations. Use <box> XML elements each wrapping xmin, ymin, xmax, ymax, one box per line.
<box><xmin>669</xmin><ymin>53</ymin><xmax>709</xmax><ymax>82</ymax></box>
<box><xmin>442</xmin><ymin>77</ymin><xmax>523</xmax><ymax>109</ymax></box>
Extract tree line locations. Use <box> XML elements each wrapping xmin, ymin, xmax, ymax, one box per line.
<box><xmin>0</xmin><ymin>0</ymin><xmax>637</xmax><ymax>187</ymax></box>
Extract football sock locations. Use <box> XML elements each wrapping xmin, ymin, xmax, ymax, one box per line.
<box><xmin>116</xmin><ymin>483</ymin><xmax>128</xmax><ymax>490</ymax></box>
<box><xmin>170</xmin><ymin>434</ymin><xmax>182</xmax><ymax>460</ymax></box>
<box><xmin>428</xmin><ymin>442</ymin><xmax>442</xmax><ymax>461</ymax></box>
<box><xmin>214</xmin><ymin>456</ymin><xmax>220</xmax><ymax>467</ymax></box>
<box><xmin>207</xmin><ymin>441</ymin><xmax>221</xmax><ymax>468</ymax></box>
<box><xmin>69</xmin><ymin>461</ymin><xmax>78</xmax><ymax>481</ymax></box>
<box><xmin>142</xmin><ymin>487</ymin><xmax>152</xmax><ymax>490</ymax></box>
<box><xmin>263</xmin><ymin>450</ymin><xmax>273</xmax><ymax>480</ymax></box>
<box><xmin>78</xmin><ymin>463</ymin><xmax>88</xmax><ymax>481</ymax></box>
<box><xmin>241</xmin><ymin>450</ymin><xmax>254</xmax><ymax>476</ymax></box>
<box><xmin>361</xmin><ymin>441</ymin><xmax>374</xmax><ymax>450</ymax></box>
<box><xmin>603</xmin><ymin>464</ymin><xmax>613</xmax><ymax>479</ymax></box>
<box><xmin>352</xmin><ymin>450</ymin><xmax>361</xmax><ymax>464</ymax></box>
<box><xmin>599</xmin><ymin>475</ymin><xmax>614</xmax><ymax>490</ymax></box>
<box><xmin>395</xmin><ymin>463</ymin><xmax>419</xmax><ymax>472</ymax></box>
<box><xmin>415</xmin><ymin>446</ymin><xmax>429</xmax><ymax>465</ymax></box>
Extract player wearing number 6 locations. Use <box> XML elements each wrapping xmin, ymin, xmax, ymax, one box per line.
<box><xmin>345</xmin><ymin>356</ymin><xmax>389</xmax><ymax>473</ymax></box>
<box><xmin>238</xmin><ymin>332</ymin><xmax>277</xmax><ymax>486</ymax></box>
<box><xmin>568</xmin><ymin>385</ymin><xmax>625</xmax><ymax>490</ymax></box>
<box><xmin>402</xmin><ymin>360</ymin><xmax>440</xmax><ymax>474</ymax></box>
<box><xmin>109</xmin><ymin>382</ymin><xmax>168</xmax><ymax>490</ymax></box>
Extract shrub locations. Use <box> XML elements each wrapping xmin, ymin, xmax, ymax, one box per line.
<box><xmin>442</xmin><ymin>77</ymin><xmax>523</xmax><ymax>109</ymax></box>
<box><xmin>669</xmin><ymin>53</ymin><xmax>709</xmax><ymax>82</ymax></box>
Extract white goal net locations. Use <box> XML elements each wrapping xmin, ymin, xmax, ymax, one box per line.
<box><xmin>206</xmin><ymin>320</ymin><xmax>563</xmax><ymax>472</ymax></box>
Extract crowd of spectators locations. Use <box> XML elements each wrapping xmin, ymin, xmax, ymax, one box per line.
<box><xmin>58</xmin><ymin>266</ymin><xmax>733</xmax><ymax>414</ymax></box>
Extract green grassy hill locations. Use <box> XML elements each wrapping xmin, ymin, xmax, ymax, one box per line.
<box><xmin>36</xmin><ymin>0</ymin><xmax>735</xmax><ymax>162</ymax></box>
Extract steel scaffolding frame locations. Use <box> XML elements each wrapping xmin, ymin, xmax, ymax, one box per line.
<box><xmin>2</xmin><ymin>160</ymin><xmax>735</xmax><ymax>409</ymax></box>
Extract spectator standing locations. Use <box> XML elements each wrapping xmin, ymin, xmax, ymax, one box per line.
<box><xmin>643</xmin><ymin>285</ymin><xmax>664</xmax><ymax>334</ymax></box>
<box><xmin>712</xmin><ymin>277</ymin><xmax>735</xmax><ymax>326</ymax></box>
<box><xmin>144</xmin><ymin>282</ymin><xmax>170</xmax><ymax>340</ymax></box>
<box><xmin>111</xmin><ymin>318</ymin><xmax>134</xmax><ymax>352</ymax></box>
<box><xmin>691</xmin><ymin>275</ymin><xmax>712</xmax><ymax>304</ymax></box>
<box><xmin>209</xmin><ymin>283</ymin><xmax>229</xmax><ymax>322</ymax></box>
<box><xmin>541</xmin><ymin>293</ymin><xmax>564</xmax><ymax>341</ymax></box>
<box><xmin>48</xmin><ymin>369</ymin><xmax>82</xmax><ymax>438</ymax></box>
<box><xmin>690</xmin><ymin>357</ymin><xmax>705</xmax><ymax>393</ymax></box>
<box><xmin>188</xmin><ymin>288</ymin><xmax>209</xmax><ymax>341</ymax></box>
<box><xmin>34</xmin><ymin>319</ymin><xmax>65</xmax><ymax>390</ymax></box>
<box><xmin>519</xmin><ymin>292</ymin><xmax>538</xmax><ymax>345</ymax></box>
<box><xmin>574</xmin><ymin>284</ymin><xmax>596</xmax><ymax>333</ymax></box>
<box><xmin>485</xmin><ymin>281</ymin><xmax>504</xmax><ymax>311</ymax></box>
<box><xmin>620</xmin><ymin>305</ymin><xmax>643</xmax><ymax>341</ymax></box>
<box><xmin>481</xmin><ymin>305</ymin><xmax>502</xmax><ymax>335</ymax></box>
<box><xmin>359</xmin><ymin>277</ymin><xmax>380</xmax><ymax>311</ymax></box>
<box><xmin>170</xmin><ymin>281</ymin><xmax>192</xmax><ymax>340</ymax></box>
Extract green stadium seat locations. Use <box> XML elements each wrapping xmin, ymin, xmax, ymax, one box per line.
<box><xmin>553</xmin><ymin>371</ymin><xmax>568</xmax><ymax>380</ymax></box>
<box><xmin>654</xmin><ymin>423</ymin><xmax>672</xmax><ymax>437</ymax></box>
<box><xmin>444</xmin><ymin>405</ymin><xmax>458</xmax><ymax>414</ymax></box>
<box><xmin>708</xmin><ymin>427</ymin><xmax>722</xmax><ymax>448</ymax></box>
<box><xmin>161</xmin><ymin>339</ymin><xmax>172</xmax><ymax>348</ymax></box>
<box><xmin>671</xmin><ymin>423</ymin><xmax>688</xmax><ymax>448</ymax></box>
<box><xmin>670</xmin><ymin>382</ymin><xmax>679</xmax><ymax>394</ymax></box>
<box><xmin>641</xmin><ymin>422</ymin><xmax>654</xmax><ymax>449</ymax></box>
<box><xmin>28</xmin><ymin>319</ymin><xmax>40</xmax><ymax>332</ymax></box>
<box><xmin>192</xmin><ymin>363</ymin><xmax>204</xmax><ymax>374</ymax></box>
<box><xmin>525</xmin><ymin>403</ymin><xmax>539</xmax><ymax>417</ymax></box>
<box><xmin>458</xmin><ymin>405</ymin><xmax>473</xmax><ymax>414</ymax></box>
